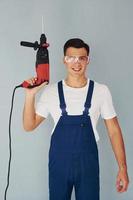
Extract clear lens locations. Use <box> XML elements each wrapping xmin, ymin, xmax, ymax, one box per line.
<box><xmin>65</xmin><ymin>56</ymin><xmax>75</xmax><ymax>63</ymax></box>
<box><xmin>78</xmin><ymin>56</ymin><xmax>88</xmax><ymax>62</ymax></box>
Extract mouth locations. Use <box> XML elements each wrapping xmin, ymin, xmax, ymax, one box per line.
<box><xmin>72</xmin><ymin>68</ymin><xmax>82</xmax><ymax>72</ymax></box>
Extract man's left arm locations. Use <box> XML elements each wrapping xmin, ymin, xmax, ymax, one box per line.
<box><xmin>104</xmin><ymin>116</ymin><xmax>129</xmax><ymax>193</ymax></box>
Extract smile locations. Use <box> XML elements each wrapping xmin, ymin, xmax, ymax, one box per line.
<box><xmin>72</xmin><ymin>68</ymin><xmax>81</xmax><ymax>72</ymax></box>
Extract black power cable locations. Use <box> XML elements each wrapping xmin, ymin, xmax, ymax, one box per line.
<box><xmin>4</xmin><ymin>85</ymin><xmax>21</xmax><ymax>200</ymax></box>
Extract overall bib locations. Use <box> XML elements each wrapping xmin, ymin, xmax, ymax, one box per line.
<box><xmin>48</xmin><ymin>80</ymin><xmax>100</xmax><ymax>200</ymax></box>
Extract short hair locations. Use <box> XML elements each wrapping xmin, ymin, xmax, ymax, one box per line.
<box><xmin>63</xmin><ymin>38</ymin><xmax>90</xmax><ymax>56</ymax></box>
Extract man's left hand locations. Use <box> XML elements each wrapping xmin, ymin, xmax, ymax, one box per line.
<box><xmin>116</xmin><ymin>168</ymin><xmax>129</xmax><ymax>193</ymax></box>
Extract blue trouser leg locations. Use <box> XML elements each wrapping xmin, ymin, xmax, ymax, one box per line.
<box><xmin>74</xmin><ymin>154</ymin><xmax>99</xmax><ymax>200</ymax></box>
<box><xmin>49</xmin><ymin>153</ymin><xmax>74</xmax><ymax>200</ymax></box>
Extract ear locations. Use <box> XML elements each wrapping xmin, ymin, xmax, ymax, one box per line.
<box><xmin>87</xmin><ymin>56</ymin><xmax>90</xmax><ymax>65</ymax></box>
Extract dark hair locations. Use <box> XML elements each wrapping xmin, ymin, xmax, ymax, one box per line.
<box><xmin>63</xmin><ymin>38</ymin><xmax>90</xmax><ymax>56</ymax></box>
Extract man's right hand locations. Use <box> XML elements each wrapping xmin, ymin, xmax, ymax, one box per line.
<box><xmin>24</xmin><ymin>77</ymin><xmax>48</xmax><ymax>95</ymax></box>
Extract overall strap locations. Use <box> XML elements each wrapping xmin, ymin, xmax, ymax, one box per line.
<box><xmin>83</xmin><ymin>80</ymin><xmax>94</xmax><ymax>115</ymax></box>
<box><xmin>58</xmin><ymin>81</ymin><xmax>67</xmax><ymax>115</ymax></box>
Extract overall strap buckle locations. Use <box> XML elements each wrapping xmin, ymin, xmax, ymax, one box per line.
<box><xmin>83</xmin><ymin>104</ymin><xmax>91</xmax><ymax>115</ymax></box>
<box><xmin>61</xmin><ymin>107</ymin><xmax>68</xmax><ymax>115</ymax></box>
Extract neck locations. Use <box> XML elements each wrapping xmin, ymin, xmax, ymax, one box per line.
<box><xmin>64</xmin><ymin>75</ymin><xmax>88</xmax><ymax>88</ymax></box>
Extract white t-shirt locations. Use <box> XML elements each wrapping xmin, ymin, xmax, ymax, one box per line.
<box><xmin>36</xmin><ymin>78</ymin><xmax>117</xmax><ymax>142</ymax></box>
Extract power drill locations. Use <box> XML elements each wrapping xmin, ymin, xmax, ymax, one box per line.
<box><xmin>4</xmin><ymin>33</ymin><xmax>50</xmax><ymax>200</ymax></box>
<box><xmin>20</xmin><ymin>33</ymin><xmax>49</xmax><ymax>88</ymax></box>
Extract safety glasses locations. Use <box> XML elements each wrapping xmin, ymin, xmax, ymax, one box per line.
<box><xmin>64</xmin><ymin>56</ymin><xmax>89</xmax><ymax>64</ymax></box>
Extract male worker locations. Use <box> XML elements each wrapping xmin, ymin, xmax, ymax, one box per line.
<box><xmin>23</xmin><ymin>38</ymin><xmax>129</xmax><ymax>200</ymax></box>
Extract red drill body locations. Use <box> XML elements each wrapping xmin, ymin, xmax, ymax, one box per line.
<box><xmin>20</xmin><ymin>34</ymin><xmax>49</xmax><ymax>88</ymax></box>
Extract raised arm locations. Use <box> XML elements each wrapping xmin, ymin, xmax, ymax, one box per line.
<box><xmin>23</xmin><ymin>77</ymin><xmax>48</xmax><ymax>131</ymax></box>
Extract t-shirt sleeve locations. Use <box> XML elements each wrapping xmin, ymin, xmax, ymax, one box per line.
<box><xmin>35</xmin><ymin>86</ymin><xmax>50</xmax><ymax>118</ymax></box>
<box><xmin>100</xmin><ymin>85</ymin><xmax>117</xmax><ymax>119</ymax></box>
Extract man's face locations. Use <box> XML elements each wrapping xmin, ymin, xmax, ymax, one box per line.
<box><xmin>63</xmin><ymin>47</ymin><xmax>89</xmax><ymax>77</ymax></box>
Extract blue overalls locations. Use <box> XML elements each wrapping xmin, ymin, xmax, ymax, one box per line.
<box><xmin>48</xmin><ymin>80</ymin><xmax>100</xmax><ymax>200</ymax></box>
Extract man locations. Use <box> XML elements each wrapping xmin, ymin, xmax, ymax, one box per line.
<box><xmin>23</xmin><ymin>38</ymin><xmax>129</xmax><ymax>200</ymax></box>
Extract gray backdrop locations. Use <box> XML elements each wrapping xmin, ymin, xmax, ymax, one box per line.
<box><xmin>0</xmin><ymin>0</ymin><xmax>132</xmax><ymax>199</ymax></box>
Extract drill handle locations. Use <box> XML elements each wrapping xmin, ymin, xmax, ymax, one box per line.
<box><xmin>20</xmin><ymin>41</ymin><xmax>39</xmax><ymax>50</ymax></box>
